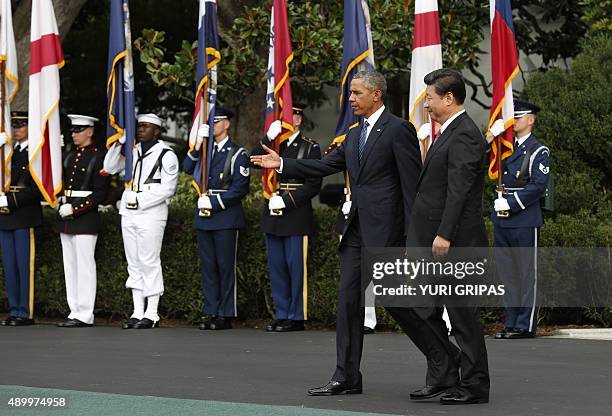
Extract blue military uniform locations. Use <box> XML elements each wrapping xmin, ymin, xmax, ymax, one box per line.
<box><xmin>0</xmin><ymin>112</ymin><xmax>42</xmax><ymax>326</ymax></box>
<box><xmin>492</xmin><ymin>100</ymin><xmax>550</xmax><ymax>338</ymax></box>
<box><xmin>251</xmin><ymin>104</ymin><xmax>322</xmax><ymax>332</ymax></box>
<box><xmin>183</xmin><ymin>108</ymin><xmax>250</xmax><ymax>329</ymax></box>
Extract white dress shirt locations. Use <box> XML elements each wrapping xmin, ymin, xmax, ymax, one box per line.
<box><xmin>440</xmin><ymin>109</ymin><xmax>466</xmax><ymax>135</ymax></box>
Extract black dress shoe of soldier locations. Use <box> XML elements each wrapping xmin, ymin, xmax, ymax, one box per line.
<box><xmin>265</xmin><ymin>319</ymin><xmax>282</xmax><ymax>332</ymax></box>
<box><xmin>275</xmin><ymin>320</ymin><xmax>304</xmax><ymax>332</ymax></box>
<box><xmin>209</xmin><ymin>317</ymin><xmax>232</xmax><ymax>330</ymax></box>
<box><xmin>506</xmin><ymin>328</ymin><xmax>535</xmax><ymax>339</ymax></box>
<box><xmin>9</xmin><ymin>317</ymin><xmax>34</xmax><ymax>326</ymax></box>
<box><xmin>199</xmin><ymin>315</ymin><xmax>216</xmax><ymax>330</ymax></box>
<box><xmin>308</xmin><ymin>380</ymin><xmax>363</xmax><ymax>396</ymax></box>
<box><xmin>122</xmin><ymin>318</ymin><xmax>140</xmax><ymax>329</ymax></box>
<box><xmin>133</xmin><ymin>318</ymin><xmax>159</xmax><ymax>329</ymax></box>
<box><xmin>410</xmin><ymin>385</ymin><xmax>455</xmax><ymax>400</ymax></box>
<box><xmin>494</xmin><ymin>327</ymin><xmax>512</xmax><ymax>339</ymax></box>
<box><xmin>363</xmin><ymin>326</ymin><xmax>375</xmax><ymax>335</ymax></box>
<box><xmin>57</xmin><ymin>318</ymin><xmax>92</xmax><ymax>328</ymax></box>
<box><xmin>1</xmin><ymin>316</ymin><xmax>17</xmax><ymax>326</ymax></box>
<box><xmin>440</xmin><ymin>390</ymin><xmax>489</xmax><ymax>405</ymax></box>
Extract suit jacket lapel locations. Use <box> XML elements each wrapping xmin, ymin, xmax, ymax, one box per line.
<box><xmin>356</xmin><ymin>109</ymin><xmax>388</xmax><ymax>181</ymax></box>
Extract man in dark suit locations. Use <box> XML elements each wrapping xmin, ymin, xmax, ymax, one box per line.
<box><xmin>251</xmin><ymin>103</ymin><xmax>322</xmax><ymax>333</ymax></box>
<box><xmin>251</xmin><ymin>69</ymin><xmax>421</xmax><ymax>395</ymax></box>
<box><xmin>390</xmin><ymin>68</ymin><xmax>490</xmax><ymax>405</ymax></box>
<box><xmin>56</xmin><ymin>114</ymin><xmax>110</xmax><ymax>327</ymax></box>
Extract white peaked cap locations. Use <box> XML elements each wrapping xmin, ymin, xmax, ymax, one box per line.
<box><xmin>137</xmin><ymin>113</ymin><xmax>163</xmax><ymax>127</ymax></box>
<box><xmin>67</xmin><ymin>114</ymin><xmax>99</xmax><ymax>126</ymax></box>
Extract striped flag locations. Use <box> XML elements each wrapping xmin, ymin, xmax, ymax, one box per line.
<box><xmin>329</xmin><ymin>0</ymin><xmax>375</xmax><ymax>151</ymax></box>
<box><xmin>488</xmin><ymin>0</ymin><xmax>519</xmax><ymax>179</ymax></box>
<box><xmin>106</xmin><ymin>0</ymin><xmax>136</xmax><ymax>183</ymax></box>
<box><xmin>0</xmin><ymin>0</ymin><xmax>18</xmax><ymax>191</ymax></box>
<box><xmin>28</xmin><ymin>0</ymin><xmax>64</xmax><ymax>207</ymax></box>
<box><xmin>408</xmin><ymin>0</ymin><xmax>442</xmax><ymax>160</ymax></box>
<box><xmin>262</xmin><ymin>0</ymin><xmax>294</xmax><ymax>199</ymax></box>
<box><xmin>189</xmin><ymin>0</ymin><xmax>220</xmax><ymax>195</ymax></box>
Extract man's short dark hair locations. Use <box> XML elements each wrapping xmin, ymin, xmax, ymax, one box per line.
<box><xmin>353</xmin><ymin>69</ymin><xmax>387</xmax><ymax>98</ymax></box>
<box><xmin>423</xmin><ymin>69</ymin><xmax>466</xmax><ymax>105</ymax></box>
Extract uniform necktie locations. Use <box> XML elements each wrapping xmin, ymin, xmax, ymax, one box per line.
<box><xmin>212</xmin><ymin>145</ymin><xmax>219</xmax><ymax>159</ymax></box>
<box><xmin>358</xmin><ymin>120</ymin><xmax>369</xmax><ymax>162</ymax></box>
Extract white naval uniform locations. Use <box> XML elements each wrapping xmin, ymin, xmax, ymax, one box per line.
<box><xmin>103</xmin><ymin>141</ymin><xmax>179</xmax><ymax>318</ymax></box>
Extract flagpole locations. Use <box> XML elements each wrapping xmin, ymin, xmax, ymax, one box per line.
<box><xmin>496</xmin><ymin>134</ymin><xmax>509</xmax><ymax>217</ymax></box>
<box><xmin>0</xmin><ymin>59</ymin><xmax>6</xmax><ymax>194</ymax></box>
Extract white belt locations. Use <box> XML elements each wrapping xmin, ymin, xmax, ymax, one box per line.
<box><xmin>64</xmin><ymin>190</ymin><xmax>92</xmax><ymax>197</ymax></box>
<box><xmin>208</xmin><ymin>189</ymin><xmax>228</xmax><ymax>195</ymax></box>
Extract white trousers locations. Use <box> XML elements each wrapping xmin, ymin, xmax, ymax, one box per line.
<box><xmin>60</xmin><ymin>233</ymin><xmax>98</xmax><ymax>324</ymax></box>
<box><xmin>121</xmin><ymin>215</ymin><xmax>166</xmax><ymax>297</ymax></box>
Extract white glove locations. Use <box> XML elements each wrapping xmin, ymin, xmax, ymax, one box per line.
<box><xmin>195</xmin><ymin>124</ymin><xmax>210</xmax><ymax>150</ymax></box>
<box><xmin>197</xmin><ymin>195</ymin><xmax>212</xmax><ymax>210</ymax></box>
<box><xmin>488</xmin><ymin>119</ymin><xmax>506</xmax><ymax>142</ymax></box>
<box><xmin>417</xmin><ymin>123</ymin><xmax>431</xmax><ymax>140</ymax></box>
<box><xmin>341</xmin><ymin>200</ymin><xmax>352</xmax><ymax>216</ymax></box>
<box><xmin>0</xmin><ymin>195</ymin><xmax>7</xmax><ymax>208</ymax></box>
<box><xmin>60</xmin><ymin>134</ymin><xmax>65</xmax><ymax>148</ymax></box>
<box><xmin>0</xmin><ymin>132</ymin><xmax>8</xmax><ymax>147</ymax></box>
<box><xmin>118</xmin><ymin>134</ymin><xmax>126</xmax><ymax>145</ymax></box>
<box><xmin>266</xmin><ymin>120</ymin><xmax>283</xmax><ymax>141</ymax></box>
<box><xmin>494</xmin><ymin>197</ymin><xmax>510</xmax><ymax>212</ymax></box>
<box><xmin>268</xmin><ymin>194</ymin><xmax>286</xmax><ymax>210</ymax></box>
<box><xmin>124</xmin><ymin>190</ymin><xmax>138</xmax><ymax>206</ymax></box>
<box><xmin>58</xmin><ymin>204</ymin><xmax>74</xmax><ymax>218</ymax></box>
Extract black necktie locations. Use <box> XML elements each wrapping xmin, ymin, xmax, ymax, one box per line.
<box><xmin>358</xmin><ymin>120</ymin><xmax>369</xmax><ymax>162</ymax></box>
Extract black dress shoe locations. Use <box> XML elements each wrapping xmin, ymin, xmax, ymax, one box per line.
<box><xmin>133</xmin><ymin>318</ymin><xmax>159</xmax><ymax>329</ymax></box>
<box><xmin>122</xmin><ymin>317</ymin><xmax>141</xmax><ymax>329</ymax></box>
<box><xmin>209</xmin><ymin>317</ymin><xmax>232</xmax><ymax>330</ymax></box>
<box><xmin>275</xmin><ymin>320</ymin><xmax>304</xmax><ymax>332</ymax></box>
<box><xmin>1</xmin><ymin>316</ymin><xmax>17</xmax><ymax>326</ymax></box>
<box><xmin>494</xmin><ymin>327</ymin><xmax>512</xmax><ymax>339</ymax></box>
<box><xmin>506</xmin><ymin>328</ymin><xmax>535</xmax><ymax>339</ymax></box>
<box><xmin>199</xmin><ymin>315</ymin><xmax>216</xmax><ymax>330</ymax></box>
<box><xmin>410</xmin><ymin>385</ymin><xmax>454</xmax><ymax>400</ymax></box>
<box><xmin>9</xmin><ymin>317</ymin><xmax>34</xmax><ymax>326</ymax></box>
<box><xmin>265</xmin><ymin>319</ymin><xmax>282</xmax><ymax>332</ymax></box>
<box><xmin>57</xmin><ymin>318</ymin><xmax>92</xmax><ymax>328</ymax></box>
<box><xmin>440</xmin><ymin>391</ymin><xmax>488</xmax><ymax>405</ymax></box>
<box><xmin>308</xmin><ymin>380</ymin><xmax>363</xmax><ymax>396</ymax></box>
<box><xmin>363</xmin><ymin>326</ymin><xmax>375</xmax><ymax>335</ymax></box>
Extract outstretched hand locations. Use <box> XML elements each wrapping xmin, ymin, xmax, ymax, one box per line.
<box><xmin>250</xmin><ymin>144</ymin><xmax>281</xmax><ymax>169</ymax></box>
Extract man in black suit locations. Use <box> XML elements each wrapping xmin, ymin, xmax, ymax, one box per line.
<box><xmin>390</xmin><ymin>68</ymin><xmax>490</xmax><ymax>405</ymax></box>
<box><xmin>251</xmin><ymin>69</ymin><xmax>421</xmax><ymax>395</ymax></box>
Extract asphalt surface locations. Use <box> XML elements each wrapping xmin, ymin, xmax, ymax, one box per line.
<box><xmin>1</xmin><ymin>325</ymin><xmax>611</xmax><ymax>415</ymax></box>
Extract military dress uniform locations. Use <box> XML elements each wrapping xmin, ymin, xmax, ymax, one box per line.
<box><xmin>252</xmin><ymin>131</ymin><xmax>322</xmax><ymax>332</ymax></box>
<box><xmin>56</xmin><ymin>115</ymin><xmax>110</xmax><ymax>326</ymax></box>
<box><xmin>184</xmin><ymin>127</ymin><xmax>250</xmax><ymax>330</ymax></box>
<box><xmin>103</xmin><ymin>113</ymin><xmax>179</xmax><ymax>328</ymax></box>
<box><xmin>492</xmin><ymin>101</ymin><xmax>550</xmax><ymax>339</ymax></box>
<box><xmin>0</xmin><ymin>112</ymin><xmax>42</xmax><ymax>326</ymax></box>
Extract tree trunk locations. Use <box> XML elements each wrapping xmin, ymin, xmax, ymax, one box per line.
<box><xmin>12</xmin><ymin>0</ymin><xmax>87</xmax><ymax>110</ymax></box>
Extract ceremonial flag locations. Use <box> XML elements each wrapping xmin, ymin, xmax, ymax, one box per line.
<box><xmin>262</xmin><ymin>0</ymin><xmax>294</xmax><ymax>198</ymax></box>
<box><xmin>329</xmin><ymin>0</ymin><xmax>374</xmax><ymax>150</ymax></box>
<box><xmin>189</xmin><ymin>0</ymin><xmax>220</xmax><ymax>195</ymax></box>
<box><xmin>28</xmin><ymin>0</ymin><xmax>64</xmax><ymax>207</ymax></box>
<box><xmin>488</xmin><ymin>0</ymin><xmax>519</xmax><ymax>179</ymax></box>
<box><xmin>408</xmin><ymin>0</ymin><xmax>442</xmax><ymax>160</ymax></box>
<box><xmin>106</xmin><ymin>0</ymin><xmax>136</xmax><ymax>183</ymax></box>
<box><xmin>0</xmin><ymin>0</ymin><xmax>18</xmax><ymax>191</ymax></box>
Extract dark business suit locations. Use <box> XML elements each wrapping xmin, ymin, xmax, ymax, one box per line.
<box><xmin>282</xmin><ymin>108</ymin><xmax>421</xmax><ymax>385</ymax></box>
<box><xmin>390</xmin><ymin>111</ymin><xmax>490</xmax><ymax>399</ymax></box>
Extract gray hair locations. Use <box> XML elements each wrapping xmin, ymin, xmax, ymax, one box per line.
<box><xmin>353</xmin><ymin>69</ymin><xmax>387</xmax><ymax>98</ymax></box>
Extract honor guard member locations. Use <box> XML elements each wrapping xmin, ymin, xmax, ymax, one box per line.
<box><xmin>251</xmin><ymin>103</ymin><xmax>322</xmax><ymax>332</ymax></box>
<box><xmin>0</xmin><ymin>111</ymin><xmax>42</xmax><ymax>326</ymax></box>
<box><xmin>184</xmin><ymin>107</ymin><xmax>250</xmax><ymax>330</ymax></box>
<box><xmin>103</xmin><ymin>113</ymin><xmax>179</xmax><ymax>329</ymax></box>
<box><xmin>489</xmin><ymin>100</ymin><xmax>550</xmax><ymax>339</ymax></box>
<box><xmin>56</xmin><ymin>115</ymin><xmax>110</xmax><ymax>327</ymax></box>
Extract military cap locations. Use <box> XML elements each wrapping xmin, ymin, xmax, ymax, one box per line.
<box><xmin>514</xmin><ymin>99</ymin><xmax>541</xmax><ymax>118</ymax></box>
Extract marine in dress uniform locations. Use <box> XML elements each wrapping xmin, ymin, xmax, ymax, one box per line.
<box><xmin>251</xmin><ymin>103</ymin><xmax>322</xmax><ymax>332</ymax></box>
<box><xmin>183</xmin><ymin>107</ymin><xmax>250</xmax><ymax>330</ymax></box>
<box><xmin>490</xmin><ymin>100</ymin><xmax>550</xmax><ymax>339</ymax></box>
<box><xmin>103</xmin><ymin>113</ymin><xmax>179</xmax><ymax>329</ymax></box>
<box><xmin>56</xmin><ymin>115</ymin><xmax>110</xmax><ymax>327</ymax></box>
<box><xmin>0</xmin><ymin>111</ymin><xmax>42</xmax><ymax>326</ymax></box>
